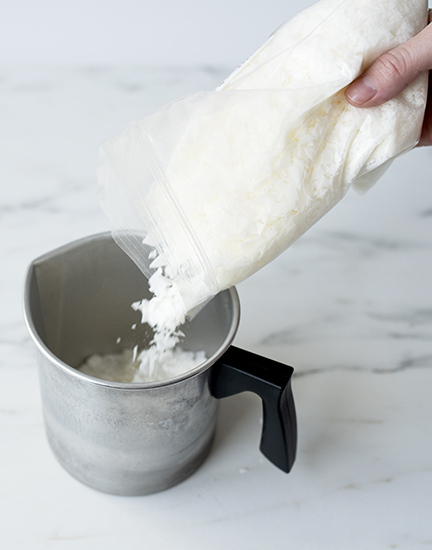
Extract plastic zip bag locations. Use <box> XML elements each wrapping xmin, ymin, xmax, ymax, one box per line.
<box><xmin>98</xmin><ymin>0</ymin><xmax>429</xmax><ymax>314</ymax></box>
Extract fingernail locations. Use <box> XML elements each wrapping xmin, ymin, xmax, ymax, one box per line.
<box><xmin>346</xmin><ymin>75</ymin><xmax>378</xmax><ymax>105</ymax></box>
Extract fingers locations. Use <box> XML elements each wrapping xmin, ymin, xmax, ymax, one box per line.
<box><xmin>345</xmin><ymin>21</ymin><xmax>432</xmax><ymax>108</ymax></box>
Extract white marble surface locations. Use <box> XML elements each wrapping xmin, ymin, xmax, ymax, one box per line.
<box><xmin>1</xmin><ymin>66</ymin><xmax>432</xmax><ymax>549</ymax></box>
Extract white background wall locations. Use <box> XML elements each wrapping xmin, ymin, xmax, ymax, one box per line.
<box><xmin>1</xmin><ymin>0</ymin><xmax>315</xmax><ymax>68</ymax></box>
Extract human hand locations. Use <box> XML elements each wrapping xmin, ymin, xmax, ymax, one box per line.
<box><xmin>345</xmin><ymin>16</ymin><xmax>432</xmax><ymax>146</ymax></box>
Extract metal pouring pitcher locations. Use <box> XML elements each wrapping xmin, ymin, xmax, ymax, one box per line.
<box><xmin>23</xmin><ymin>233</ymin><xmax>297</xmax><ymax>495</ymax></box>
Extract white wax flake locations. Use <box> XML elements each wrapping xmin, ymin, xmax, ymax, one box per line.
<box><xmin>116</xmin><ymin>337</ymin><xmax>121</xmax><ymax>344</ymax></box>
<box><xmin>132</xmin><ymin>345</ymin><xmax>138</xmax><ymax>363</ymax></box>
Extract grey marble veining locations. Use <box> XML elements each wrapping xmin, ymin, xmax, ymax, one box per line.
<box><xmin>1</xmin><ymin>67</ymin><xmax>432</xmax><ymax>549</ymax></box>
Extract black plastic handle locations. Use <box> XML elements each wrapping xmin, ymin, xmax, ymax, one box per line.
<box><xmin>210</xmin><ymin>346</ymin><xmax>297</xmax><ymax>473</ymax></box>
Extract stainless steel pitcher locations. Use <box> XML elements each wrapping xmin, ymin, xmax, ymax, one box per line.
<box><xmin>24</xmin><ymin>233</ymin><xmax>297</xmax><ymax>495</ymax></box>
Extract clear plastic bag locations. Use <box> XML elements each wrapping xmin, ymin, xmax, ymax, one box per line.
<box><xmin>98</xmin><ymin>0</ymin><xmax>428</xmax><ymax>314</ymax></box>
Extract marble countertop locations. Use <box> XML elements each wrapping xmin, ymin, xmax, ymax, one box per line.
<box><xmin>1</xmin><ymin>66</ymin><xmax>432</xmax><ymax>549</ymax></box>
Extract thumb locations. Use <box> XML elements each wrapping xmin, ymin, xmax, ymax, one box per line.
<box><xmin>345</xmin><ymin>20</ymin><xmax>432</xmax><ymax>108</ymax></box>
